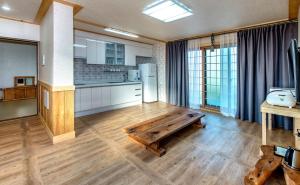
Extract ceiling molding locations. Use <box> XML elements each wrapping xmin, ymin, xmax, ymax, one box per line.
<box><xmin>171</xmin><ymin>18</ymin><xmax>297</xmax><ymax>42</ymax></box>
<box><xmin>34</xmin><ymin>0</ymin><xmax>83</xmax><ymax>24</ymax></box>
<box><xmin>0</xmin><ymin>15</ymin><xmax>38</xmax><ymax>25</ymax></box>
<box><xmin>34</xmin><ymin>0</ymin><xmax>52</xmax><ymax>24</ymax></box>
<box><xmin>74</xmin><ymin>18</ymin><xmax>166</xmax><ymax>43</ymax></box>
<box><xmin>289</xmin><ymin>0</ymin><xmax>300</xmax><ymax>19</ymax></box>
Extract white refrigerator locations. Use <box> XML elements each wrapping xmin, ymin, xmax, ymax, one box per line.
<box><xmin>139</xmin><ymin>63</ymin><xmax>158</xmax><ymax>102</ymax></box>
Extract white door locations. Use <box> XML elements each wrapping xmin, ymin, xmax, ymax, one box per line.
<box><xmin>74</xmin><ymin>37</ymin><xmax>87</xmax><ymax>58</ymax></box>
<box><xmin>87</xmin><ymin>40</ymin><xmax>97</xmax><ymax>64</ymax></box>
<box><xmin>80</xmin><ymin>88</ymin><xmax>92</xmax><ymax>111</ymax></box>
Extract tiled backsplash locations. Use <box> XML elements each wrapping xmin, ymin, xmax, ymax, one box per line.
<box><xmin>74</xmin><ymin>57</ymin><xmax>152</xmax><ymax>84</ymax></box>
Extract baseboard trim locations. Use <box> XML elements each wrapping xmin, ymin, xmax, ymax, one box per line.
<box><xmin>39</xmin><ymin>114</ymin><xmax>75</xmax><ymax>144</ymax></box>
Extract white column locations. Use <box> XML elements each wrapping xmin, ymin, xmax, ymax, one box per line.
<box><xmin>39</xmin><ymin>2</ymin><xmax>73</xmax><ymax>86</ymax></box>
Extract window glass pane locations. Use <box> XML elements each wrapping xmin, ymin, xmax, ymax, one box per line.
<box><xmin>188</xmin><ymin>49</ymin><xmax>202</xmax><ymax>108</ymax></box>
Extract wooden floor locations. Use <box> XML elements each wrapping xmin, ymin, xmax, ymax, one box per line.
<box><xmin>0</xmin><ymin>102</ymin><xmax>294</xmax><ymax>185</ymax></box>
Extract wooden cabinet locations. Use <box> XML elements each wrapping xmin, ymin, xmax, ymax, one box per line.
<box><xmin>3</xmin><ymin>88</ymin><xmax>15</xmax><ymax>101</ymax></box>
<box><xmin>25</xmin><ymin>86</ymin><xmax>36</xmax><ymax>98</ymax></box>
<box><xmin>3</xmin><ymin>86</ymin><xmax>37</xmax><ymax>101</ymax></box>
<box><xmin>74</xmin><ymin>36</ymin><xmax>87</xmax><ymax>58</ymax></box>
<box><xmin>15</xmin><ymin>88</ymin><xmax>26</xmax><ymax>99</ymax></box>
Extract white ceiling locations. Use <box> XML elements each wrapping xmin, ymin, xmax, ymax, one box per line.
<box><xmin>0</xmin><ymin>0</ymin><xmax>42</xmax><ymax>22</ymax></box>
<box><xmin>73</xmin><ymin>0</ymin><xmax>289</xmax><ymax>41</ymax></box>
<box><xmin>0</xmin><ymin>0</ymin><xmax>290</xmax><ymax>42</ymax></box>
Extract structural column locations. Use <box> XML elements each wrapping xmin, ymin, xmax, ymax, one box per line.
<box><xmin>38</xmin><ymin>1</ymin><xmax>75</xmax><ymax>144</ymax></box>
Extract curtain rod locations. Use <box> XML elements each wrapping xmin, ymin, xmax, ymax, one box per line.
<box><xmin>172</xmin><ymin>19</ymin><xmax>298</xmax><ymax>42</ymax></box>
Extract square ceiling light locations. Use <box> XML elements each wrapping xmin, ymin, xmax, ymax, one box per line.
<box><xmin>143</xmin><ymin>0</ymin><xmax>193</xmax><ymax>22</ymax></box>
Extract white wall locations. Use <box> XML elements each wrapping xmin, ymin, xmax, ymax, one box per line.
<box><xmin>52</xmin><ymin>2</ymin><xmax>73</xmax><ymax>86</ymax></box>
<box><xmin>0</xmin><ymin>42</ymin><xmax>37</xmax><ymax>88</ymax></box>
<box><xmin>153</xmin><ymin>42</ymin><xmax>167</xmax><ymax>102</ymax></box>
<box><xmin>0</xmin><ymin>18</ymin><xmax>40</xmax><ymax>41</ymax></box>
<box><xmin>39</xmin><ymin>2</ymin><xmax>74</xmax><ymax>86</ymax></box>
<box><xmin>39</xmin><ymin>4</ymin><xmax>54</xmax><ymax>85</ymax></box>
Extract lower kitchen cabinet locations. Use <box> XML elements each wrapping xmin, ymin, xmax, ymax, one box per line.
<box><xmin>80</xmin><ymin>88</ymin><xmax>92</xmax><ymax>111</ymax></box>
<box><xmin>75</xmin><ymin>84</ymin><xmax>142</xmax><ymax>116</ymax></box>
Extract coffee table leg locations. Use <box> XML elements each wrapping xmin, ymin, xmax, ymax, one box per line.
<box><xmin>261</xmin><ymin>112</ymin><xmax>267</xmax><ymax>156</ymax></box>
<box><xmin>147</xmin><ymin>142</ymin><xmax>166</xmax><ymax>157</ymax></box>
<box><xmin>193</xmin><ymin>120</ymin><xmax>206</xmax><ymax>128</ymax></box>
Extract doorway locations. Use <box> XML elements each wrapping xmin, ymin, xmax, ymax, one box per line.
<box><xmin>0</xmin><ymin>39</ymin><xmax>38</xmax><ymax>121</ymax></box>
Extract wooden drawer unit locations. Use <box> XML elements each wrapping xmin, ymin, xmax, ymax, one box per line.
<box><xmin>3</xmin><ymin>86</ymin><xmax>37</xmax><ymax>101</ymax></box>
<box><xmin>15</xmin><ymin>87</ymin><xmax>26</xmax><ymax>99</ymax></box>
<box><xmin>26</xmin><ymin>86</ymin><xmax>36</xmax><ymax>98</ymax></box>
<box><xmin>3</xmin><ymin>88</ymin><xmax>15</xmax><ymax>101</ymax></box>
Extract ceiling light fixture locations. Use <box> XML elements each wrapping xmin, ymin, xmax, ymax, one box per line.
<box><xmin>73</xmin><ymin>44</ymin><xmax>87</xmax><ymax>48</ymax></box>
<box><xmin>143</xmin><ymin>0</ymin><xmax>192</xmax><ymax>22</ymax></box>
<box><xmin>104</xmin><ymin>28</ymin><xmax>139</xmax><ymax>38</ymax></box>
<box><xmin>1</xmin><ymin>5</ymin><xmax>11</xmax><ymax>11</ymax></box>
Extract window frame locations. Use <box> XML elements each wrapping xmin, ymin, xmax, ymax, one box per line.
<box><xmin>200</xmin><ymin>45</ymin><xmax>222</xmax><ymax>111</ymax></box>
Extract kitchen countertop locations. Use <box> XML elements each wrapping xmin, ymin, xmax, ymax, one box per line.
<box><xmin>75</xmin><ymin>81</ymin><xmax>142</xmax><ymax>88</ymax></box>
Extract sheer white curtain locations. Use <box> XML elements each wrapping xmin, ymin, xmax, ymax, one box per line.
<box><xmin>188</xmin><ymin>39</ymin><xmax>202</xmax><ymax>109</ymax></box>
<box><xmin>220</xmin><ymin>33</ymin><xmax>238</xmax><ymax>117</ymax></box>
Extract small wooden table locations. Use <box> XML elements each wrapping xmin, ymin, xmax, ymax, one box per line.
<box><xmin>261</xmin><ymin>101</ymin><xmax>300</xmax><ymax>150</ymax></box>
<box><xmin>245</xmin><ymin>145</ymin><xmax>300</xmax><ymax>185</ymax></box>
<box><xmin>123</xmin><ymin>109</ymin><xmax>205</xmax><ymax>156</ymax></box>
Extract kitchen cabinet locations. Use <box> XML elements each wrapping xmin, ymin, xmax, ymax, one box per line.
<box><xmin>91</xmin><ymin>87</ymin><xmax>102</xmax><ymax>109</ymax></box>
<box><xmin>125</xmin><ymin>45</ymin><xmax>153</xmax><ymax>66</ymax></box>
<box><xmin>97</xmin><ymin>42</ymin><xmax>106</xmax><ymax>64</ymax></box>
<box><xmin>100</xmin><ymin>87</ymin><xmax>111</xmax><ymax>107</ymax></box>
<box><xmin>75</xmin><ymin>89</ymin><xmax>81</xmax><ymax>112</ymax></box>
<box><xmin>80</xmin><ymin>88</ymin><xmax>92</xmax><ymax>111</ymax></box>
<box><xmin>125</xmin><ymin>45</ymin><xmax>136</xmax><ymax>66</ymax></box>
<box><xmin>87</xmin><ymin>40</ymin><xmax>97</xmax><ymax>64</ymax></box>
<box><xmin>75</xmin><ymin>84</ymin><xmax>142</xmax><ymax>116</ymax></box>
<box><xmin>74</xmin><ymin>36</ymin><xmax>87</xmax><ymax>58</ymax></box>
<box><xmin>3</xmin><ymin>86</ymin><xmax>37</xmax><ymax>101</ymax></box>
<box><xmin>136</xmin><ymin>47</ymin><xmax>153</xmax><ymax>57</ymax></box>
<box><xmin>105</xmin><ymin>43</ymin><xmax>125</xmax><ymax>65</ymax></box>
<box><xmin>111</xmin><ymin>84</ymin><xmax>142</xmax><ymax>105</ymax></box>
<box><xmin>87</xmin><ymin>39</ymin><xmax>106</xmax><ymax>64</ymax></box>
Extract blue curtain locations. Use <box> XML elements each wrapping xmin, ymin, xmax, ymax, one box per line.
<box><xmin>237</xmin><ymin>22</ymin><xmax>298</xmax><ymax>130</ymax></box>
<box><xmin>166</xmin><ymin>40</ymin><xmax>189</xmax><ymax>107</ymax></box>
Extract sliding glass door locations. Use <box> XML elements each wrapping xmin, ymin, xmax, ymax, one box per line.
<box><xmin>188</xmin><ymin>46</ymin><xmax>237</xmax><ymax>111</ymax></box>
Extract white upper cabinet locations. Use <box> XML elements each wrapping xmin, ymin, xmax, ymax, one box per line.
<box><xmin>125</xmin><ymin>45</ymin><xmax>153</xmax><ymax>66</ymax></box>
<box><xmin>74</xmin><ymin>36</ymin><xmax>87</xmax><ymax>58</ymax></box>
<box><xmin>75</xmin><ymin>31</ymin><xmax>153</xmax><ymax>65</ymax></box>
<box><xmin>87</xmin><ymin>39</ymin><xmax>97</xmax><ymax>64</ymax></box>
<box><xmin>97</xmin><ymin>42</ymin><xmax>106</xmax><ymax>64</ymax></box>
<box><xmin>136</xmin><ymin>47</ymin><xmax>152</xmax><ymax>57</ymax></box>
<box><xmin>125</xmin><ymin>45</ymin><xmax>137</xmax><ymax>66</ymax></box>
<box><xmin>87</xmin><ymin>39</ymin><xmax>106</xmax><ymax>64</ymax></box>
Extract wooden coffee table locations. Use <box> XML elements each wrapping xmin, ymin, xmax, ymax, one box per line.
<box><xmin>123</xmin><ymin>109</ymin><xmax>206</xmax><ymax>156</ymax></box>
